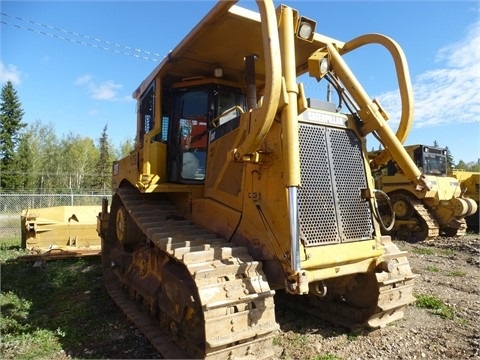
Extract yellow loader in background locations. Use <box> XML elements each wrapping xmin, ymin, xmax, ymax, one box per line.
<box><xmin>370</xmin><ymin>144</ymin><xmax>477</xmax><ymax>241</ymax></box>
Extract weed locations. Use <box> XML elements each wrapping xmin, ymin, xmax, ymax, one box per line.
<box><xmin>411</xmin><ymin>247</ymin><xmax>435</xmax><ymax>255</ymax></box>
<box><xmin>426</xmin><ymin>265</ymin><xmax>439</xmax><ymax>272</ymax></box>
<box><xmin>0</xmin><ymin>291</ymin><xmax>32</xmax><ymax>334</ymax></box>
<box><xmin>414</xmin><ymin>293</ymin><xmax>454</xmax><ymax>320</ymax></box>
<box><xmin>292</xmin><ymin>333</ymin><xmax>308</xmax><ymax>344</ymax></box>
<box><xmin>411</xmin><ymin>247</ymin><xmax>455</xmax><ymax>258</ymax></box>
<box><xmin>347</xmin><ymin>331</ymin><xmax>361</xmax><ymax>341</ymax></box>
<box><xmin>312</xmin><ymin>354</ymin><xmax>343</xmax><ymax>360</ymax></box>
<box><xmin>272</xmin><ymin>336</ymin><xmax>282</xmax><ymax>346</ymax></box>
<box><xmin>0</xmin><ymin>238</ymin><xmax>27</xmax><ymax>262</ymax></box>
<box><xmin>438</xmin><ymin>248</ymin><xmax>455</xmax><ymax>257</ymax></box>
<box><xmin>1</xmin><ymin>328</ymin><xmax>63</xmax><ymax>360</ymax></box>
<box><xmin>446</xmin><ymin>270</ymin><xmax>466</xmax><ymax>277</ymax></box>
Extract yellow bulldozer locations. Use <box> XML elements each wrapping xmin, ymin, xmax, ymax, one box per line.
<box><xmin>370</xmin><ymin>145</ymin><xmax>478</xmax><ymax>241</ymax></box>
<box><xmin>96</xmin><ymin>1</ymin><xmax>432</xmax><ymax>358</ymax></box>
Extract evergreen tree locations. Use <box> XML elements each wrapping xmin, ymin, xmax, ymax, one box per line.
<box><xmin>93</xmin><ymin>124</ymin><xmax>112</xmax><ymax>192</ymax></box>
<box><xmin>456</xmin><ymin>159</ymin><xmax>468</xmax><ymax>170</ymax></box>
<box><xmin>445</xmin><ymin>146</ymin><xmax>454</xmax><ymax>173</ymax></box>
<box><xmin>14</xmin><ymin>132</ymin><xmax>36</xmax><ymax>190</ymax></box>
<box><xmin>0</xmin><ymin>81</ymin><xmax>26</xmax><ymax>190</ymax></box>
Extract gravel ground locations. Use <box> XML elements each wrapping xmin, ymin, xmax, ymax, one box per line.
<box><xmin>61</xmin><ymin>233</ymin><xmax>479</xmax><ymax>359</ymax></box>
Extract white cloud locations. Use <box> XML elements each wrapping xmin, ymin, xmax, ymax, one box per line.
<box><xmin>0</xmin><ymin>62</ymin><xmax>21</xmax><ymax>85</ymax></box>
<box><xmin>90</xmin><ymin>81</ymin><xmax>123</xmax><ymax>100</ymax></box>
<box><xmin>74</xmin><ymin>74</ymin><xmax>92</xmax><ymax>85</ymax></box>
<box><xmin>75</xmin><ymin>74</ymin><xmax>127</xmax><ymax>101</ymax></box>
<box><xmin>378</xmin><ymin>20</ymin><xmax>480</xmax><ymax>129</ymax></box>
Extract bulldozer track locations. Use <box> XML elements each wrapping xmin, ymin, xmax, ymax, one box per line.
<box><xmin>388</xmin><ymin>193</ymin><xmax>439</xmax><ymax>242</ymax></box>
<box><xmin>276</xmin><ymin>239</ymin><xmax>417</xmax><ymax>330</ymax></box>
<box><xmin>455</xmin><ymin>221</ymin><xmax>467</xmax><ymax>237</ymax></box>
<box><xmin>102</xmin><ymin>270</ymin><xmax>191</xmax><ymax>359</ymax></box>
<box><xmin>102</xmin><ymin>187</ymin><xmax>278</xmax><ymax>359</ymax></box>
<box><xmin>440</xmin><ymin>219</ymin><xmax>468</xmax><ymax>237</ymax></box>
<box><xmin>410</xmin><ymin>198</ymin><xmax>439</xmax><ymax>240</ymax></box>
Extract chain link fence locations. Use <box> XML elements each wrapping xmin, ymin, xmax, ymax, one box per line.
<box><xmin>0</xmin><ymin>193</ymin><xmax>111</xmax><ymax>240</ymax></box>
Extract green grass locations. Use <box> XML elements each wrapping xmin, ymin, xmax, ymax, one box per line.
<box><xmin>411</xmin><ymin>247</ymin><xmax>435</xmax><ymax>255</ymax></box>
<box><xmin>0</xmin><ymin>237</ymin><xmax>106</xmax><ymax>359</ymax></box>
<box><xmin>291</xmin><ymin>333</ymin><xmax>309</xmax><ymax>344</ymax></box>
<box><xmin>425</xmin><ymin>265</ymin><xmax>466</xmax><ymax>277</ymax></box>
<box><xmin>446</xmin><ymin>270</ymin><xmax>467</xmax><ymax>277</ymax></box>
<box><xmin>347</xmin><ymin>331</ymin><xmax>361</xmax><ymax>341</ymax></box>
<box><xmin>438</xmin><ymin>248</ymin><xmax>455</xmax><ymax>257</ymax></box>
<box><xmin>426</xmin><ymin>265</ymin><xmax>440</xmax><ymax>272</ymax></box>
<box><xmin>0</xmin><ymin>237</ymin><xmax>28</xmax><ymax>262</ymax></box>
<box><xmin>411</xmin><ymin>247</ymin><xmax>455</xmax><ymax>257</ymax></box>
<box><xmin>414</xmin><ymin>293</ymin><xmax>455</xmax><ymax>320</ymax></box>
<box><xmin>272</xmin><ymin>336</ymin><xmax>282</xmax><ymax>346</ymax></box>
<box><xmin>312</xmin><ymin>354</ymin><xmax>343</xmax><ymax>360</ymax></box>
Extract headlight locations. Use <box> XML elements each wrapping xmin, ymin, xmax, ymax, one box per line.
<box><xmin>296</xmin><ymin>16</ymin><xmax>316</xmax><ymax>42</ymax></box>
<box><xmin>298</xmin><ymin>22</ymin><xmax>313</xmax><ymax>40</ymax></box>
<box><xmin>307</xmin><ymin>48</ymin><xmax>329</xmax><ymax>79</ymax></box>
<box><xmin>320</xmin><ymin>57</ymin><xmax>329</xmax><ymax>75</ymax></box>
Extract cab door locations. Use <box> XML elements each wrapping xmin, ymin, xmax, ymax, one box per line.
<box><xmin>168</xmin><ymin>87</ymin><xmax>209</xmax><ymax>183</ymax></box>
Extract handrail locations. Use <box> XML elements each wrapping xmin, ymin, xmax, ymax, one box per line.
<box><xmin>211</xmin><ymin>106</ymin><xmax>244</xmax><ymax>128</ymax></box>
<box><xmin>323</xmin><ymin>39</ymin><xmax>432</xmax><ymax>190</ymax></box>
<box><xmin>340</xmin><ymin>33</ymin><xmax>414</xmax><ymax>147</ymax></box>
<box><xmin>232</xmin><ymin>0</ymin><xmax>282</xmax><ymax>161</ymax></box>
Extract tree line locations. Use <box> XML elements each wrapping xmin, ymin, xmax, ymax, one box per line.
<box><xmin>1</xmin><ymin>81</ymin><xmax>478</xmax><ymax>193</ymax></box>
<box><xmin>0</xmin><ymin>81</ymin><xmax>133</xmax><ymax>193</ymax></box>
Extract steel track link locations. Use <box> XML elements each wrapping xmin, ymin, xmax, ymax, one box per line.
<box><xmin>367</xmin><ymin>239</ymin><xmax>417</xmax><ymax>328</ymax></box>
<box><xmin>102</xmin><ymin>266</ymin><xmax>190</xmax><ymax>359</ymax></box>
<box><xmin>102</xmin><ymin>187</ymin><xmax>278</xmax><ymax>359</ymax></box>
<box><xmin>455</xmin><ymin>221</ymin><xmax>467</xmax><ymax>236</ymax></box>
<box><xmin>409</xmin><ymin>198</ymin><xmax>439</xmax><ymax>240</ymax></box>
<box><xmin>441</xmin><ymin>220</ymin><xmax>467</xmax><ymax>237</ymax></box>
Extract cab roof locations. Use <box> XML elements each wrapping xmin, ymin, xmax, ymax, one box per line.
<box><xmin>133</xmin><ymin>2</ymin><xmax>344</xmax><ymax>99</ymax></box>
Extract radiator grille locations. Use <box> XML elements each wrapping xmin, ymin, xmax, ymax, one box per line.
<box><xmin>298</xmin><ymin>123</ymin><xmax>373</xmax><ymax>246</ymax></box>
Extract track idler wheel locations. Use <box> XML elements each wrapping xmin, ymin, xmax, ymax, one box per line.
<box><xmin>391</xmin><ymin>196</ymin><xmax>413</xmax><ymax>219</ymax></box>
<box><xmin>114</xmin><ymin>205</ymin><xmax>142</xmax><ymax>248</ymax></box>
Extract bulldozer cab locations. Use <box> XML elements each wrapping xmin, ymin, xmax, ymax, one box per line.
<box><xmin>411</xmin><ymin>145</ymin><xmax>447</xmax><ymax>176</ymax></box>
<box><xmin>132</xmin><ymin>74</ymin><xmax>246</xmax><ymax>188</ymax></box>
<box><xmin>380</xmin><ymin>145</ymin><xmax>447</xmax><ymax>177</ymax></box>
<box><xmin>166</xmin><ymin>83</ymin><xmax>245</xmax><ymax>183</ymax></box>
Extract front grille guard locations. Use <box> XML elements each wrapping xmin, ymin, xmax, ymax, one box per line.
<box><xmin>297</xmin><ymin>122</ymin><xmax>374</xmax><ymax>246</ymax></box>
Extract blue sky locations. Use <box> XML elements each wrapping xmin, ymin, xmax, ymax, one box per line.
<box><xmin>1</xmin><ymin>0</ymin><xmax>479</xmax><ymax>163</ymax></box>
